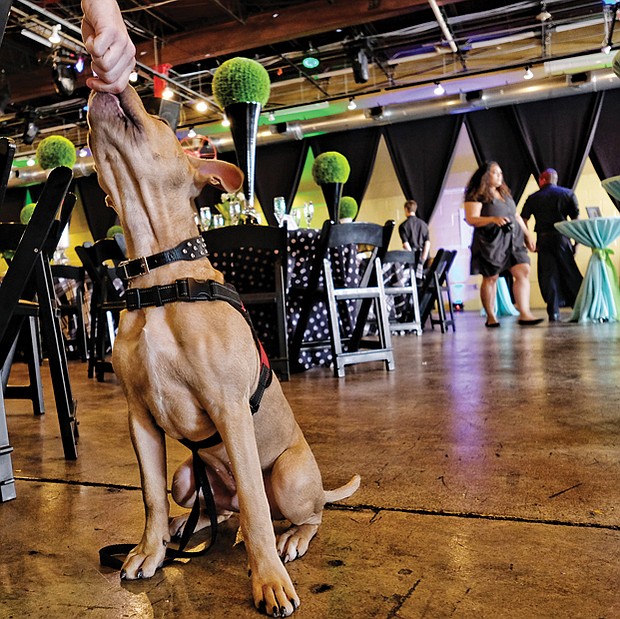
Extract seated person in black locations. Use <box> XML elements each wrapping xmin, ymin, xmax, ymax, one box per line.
<box><xmin>398</xmin><ymin>199</ymin><xmax>430</xmax><ymax>278</ymax></box>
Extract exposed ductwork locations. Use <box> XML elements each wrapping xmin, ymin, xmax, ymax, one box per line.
<box><xmin>8</xmin><ymin>68</ymin><xmax>620</xmax><ymax>187</ymax></box>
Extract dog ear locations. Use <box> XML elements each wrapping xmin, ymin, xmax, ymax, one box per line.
<box><xmin>187</xmin><ymin>155</ymin><xmax>244</xmax><ymax>194</ymax></box>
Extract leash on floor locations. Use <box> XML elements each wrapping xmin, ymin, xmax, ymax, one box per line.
<box><xmin>99</xmin><ymin>447</ymin><xmax>218</xmax><ymax>571</ymax></box>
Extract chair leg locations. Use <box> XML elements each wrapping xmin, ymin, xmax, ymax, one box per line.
<box><xmin>324</xmin><ymin>259</ymin><xmax>346</xmax><ymax>378</ymax></box>
<box><xmin>374</xmin><ymin>258</ymin><xmax>395</xmax><ymax>372</ymax></box>
<box><xmin>0</xmin><ymin>390</ymin><xmax>16</xmax><ymax>502</ymax></box>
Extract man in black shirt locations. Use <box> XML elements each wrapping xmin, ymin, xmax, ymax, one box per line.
<box><xmin>521</xmin><ymin>169</ymin><xmax>583</xmax><ymax>321</ymax></box>
<box><xmin>398</xmin><ymin>200</ymin><xmax>430</xmax><ymax>277</ymax></box>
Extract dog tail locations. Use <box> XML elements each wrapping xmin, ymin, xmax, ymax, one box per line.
<box><xmin>324</xmin><ymin>474</ymin><xmax>361</xmax><ymax>503</ymax></box>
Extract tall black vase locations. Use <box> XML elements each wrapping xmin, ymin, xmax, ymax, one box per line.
<box><xmin>225</xmin><ymin>101</ymin><xmax>261</xmax><ymax>208</ymax></box>
<box><xmin>320</xmin><ymin>182</ymin><xmax>344</xmax><ymax>222</ymax></box>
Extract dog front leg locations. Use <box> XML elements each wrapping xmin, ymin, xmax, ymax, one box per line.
<box><xmin>122</xmin><ymin>405</ymin><xmax>170</xmax><ymax>580</ymax></box>
<box><xmin>218</xmin><ymin>406</ymin><xmax>300</xmax><ymax>616</ymax></box>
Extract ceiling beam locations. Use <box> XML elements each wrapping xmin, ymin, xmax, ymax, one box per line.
<box><xmin>137</xmin><ymin>0</ymin><xmax>433</xmax><ymax>67</ymax></box>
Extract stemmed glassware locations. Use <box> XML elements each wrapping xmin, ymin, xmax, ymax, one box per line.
<box><xmin>228</xmin><ymin>201</ymin><xmax>241</xmax><ymax>225</ymax></box>
<box><xmin>199</xmin><ymin>207</ymin><xmax>212</xmax><ymax>231</ymax></box>
<box><xmin>291</xmin><ymin>208</ymin><xmax>302</xmax><ymax>227</ymax></box>
<box><xmin>303</xmin><ymin>201</ymin><xmax>314</xmax><ymax>228</ymax></box>
<box><xmin>273</xmin><ymin>196</ymin><xmax>286</xmax><ymax>226</ymax></box>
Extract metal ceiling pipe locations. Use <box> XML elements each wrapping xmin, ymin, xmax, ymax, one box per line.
<box><xmin>7</xmin><ymin>69</ymin><xmax>620</xmax><ymax>187</ymax></box>
<box><xmin>428</xmin><ymin>0</ymin><xmax>459</xmax><ymax>53</ymax></box>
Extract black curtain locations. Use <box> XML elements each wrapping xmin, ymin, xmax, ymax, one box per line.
<box><xmin>309</xmin><ymin>126</ymin><xmax>382</xmax><ymax>211</ymax></box>
<box><xmin>382</xmin><ymin>114</ymin><xmax>463</xmax><ymax>222</ymax></box>
<box><xmin>465</xmin><ymin>107</ymin><xmax>533</xmax><ymax>203</ymax></box>
<box><xmin>255</xmin><ymin>140</ymin><xmax>309</xmax><ymax>226</ymax></box>
<box><xmin>513</xmin><ymin>92</ymin><xmax>603</xmax><ymax>190</ymax></box>
<box><xmin>76</xmin><ymin>174</ymin><xmax>117</xmax><ymax>240</ymax></box>
<box><xmin>590</xmin><ymin>89</ymin><xmax>620</xmax><ymax>211</ymax></box>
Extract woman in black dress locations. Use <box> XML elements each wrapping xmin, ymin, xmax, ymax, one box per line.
<box><xmin>464</xmin><ymin>161</ymin><xmax>543</xmax><ymax>328</ymax></box>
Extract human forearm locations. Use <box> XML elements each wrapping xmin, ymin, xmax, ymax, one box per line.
<box><xmin>81</xmin><ymin>0</ymin><xmax>135</xmax><ymax>93</ymax></box>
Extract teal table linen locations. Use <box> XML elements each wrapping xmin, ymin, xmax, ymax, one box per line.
<box><xmin>555</xmin><ymin>218</ymin><xmax>620</xmax><ymax>322</ymax></box>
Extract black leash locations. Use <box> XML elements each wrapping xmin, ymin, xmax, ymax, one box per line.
<box><xmin>99</xmin><ymin>445</ymin><xmax>219</xmax><ymax>570</ymax></box>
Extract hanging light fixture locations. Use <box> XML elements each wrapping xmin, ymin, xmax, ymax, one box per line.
<box><xmin>48</xmin><ymin>25</ymin><xmax>61</xmax><ymax>45</ymax></box>
<box><xmin>187</xmin><ymin>127</ymin><xmax>197</xmax><ymax>138</ymax></box>
<box><xmin>433</xmin><ymin>82</ymin><xmax>445</xmax><ymax>95</ymax></box>
<box><xmin>302</xmin><ymin>44</ymin><xmax>320</xmax><ymax>69</ymax></box>
<box><xmin>221</xmin><ymin>114</ymin><xmax>230</xmax><ymax>127</ymax></box>
<box><xmin>347</xmin><ymin>97</ymin><xmax>357</xmax><ymax>110</ymax></box>
<box><xmin>523</xmin><ymin>65</ymin><xmax>534</xmax><ymax>80</ymax></box>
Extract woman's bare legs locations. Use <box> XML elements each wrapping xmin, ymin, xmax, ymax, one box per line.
<box><xmin>480</xmin><ymin>274</ymin><xmax>499</xmax><ymax>324</ymax></box>
<box><xmin>510</xmin><ymin>262</ymin><xmax>538</xmax><ymax>321</ymax></box>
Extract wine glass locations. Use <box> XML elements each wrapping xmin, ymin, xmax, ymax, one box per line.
<box><xmin>273</xmin><ymin>196</ymin><xmax>286</xmax><ymax>226</ymax></box>
<box><xmin>199</xmin><ymin>207</ymin><xmax>212</xmax><ymax>231</ymax></box>
<box><xmin>229</xmin><ymin>201</ymin><xmax>241</xmax><ymax>225</ymax></box>
<box><xmin>292</xmin><ymin>208</ymin><xmax>302</xmax><ymax>227</ymax></box>
<box><xmin>212</xmin><ymin>214</ymin><xmax>225</xmax><ymax>228</ymax></box>
<box><xmin>303</xmin><ymin>201</ymin><xmax>314</xmax><ymax>228</ymax></box>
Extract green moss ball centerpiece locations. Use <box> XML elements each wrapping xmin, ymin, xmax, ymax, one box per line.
<box><xmin>339</xmin><ymin>196</ymin><xmax>359</xmax><ymax>221</ymax></box>
<box><xmin>36</xmin><ymin>135</ymin><xmax>76</xmax><ymax>170</ymax></box>
<box><xmin>212</xmin><ymin>58</ymin><xmax>271</xmax><ymax>219</ymax></box>
<box><xmin>312</xmin><ymin>151</ymin><xmax>351</xmax><ymax>221</ymax></box>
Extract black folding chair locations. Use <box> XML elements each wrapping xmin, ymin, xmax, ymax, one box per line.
<box><xmin>0</xmin><ymin>165</ymin><xmax>76</xmax><ymax>502</ymax></box>
<box><xmin>203</xmin><ymin>224</ymin><xmax>290</xmax><ymax>381</ymax></box>
<box><xmin>75</xmin><ymin>236</ymin><xmax>126</xmax><ymax>382</ymax></box>
<box><xmin>419</xmin><ymin>249</ymin><xmax>457</xmax><ymax>333</ymax></box>
<box><xmin>290</xmin><ymin>220</ymin><xmax>395</xmax><ymax>378</ymax></box>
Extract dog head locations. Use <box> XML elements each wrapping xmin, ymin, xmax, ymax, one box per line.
<box><xmin>86</xmin><ymin>86</ymin><xmax>243</xmax><ymax>218</ymax></box>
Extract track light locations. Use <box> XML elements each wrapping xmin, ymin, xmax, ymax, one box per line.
<box><xmin>268</xmin><ymin>111</ymin><xmax>276</xmax><ymax>121</ymax></box>
<box><xmin>302</xmin><ymin>44</ymin><xmax>320</xmax><ymax>69</ymax></box>
<box><xmin>52</xmin><ymin>57</ymin><xmax>77</xmax><ymax>96</ymax></box>
<box><xmin>350</xmin><ymin>46</ymin><xmax>370</xmax><ymax>84</ymax></box>
<box><xmin>187</xmin><ymin>127</ymin><xmax>197</xmax><ymax>138</ymax></box>
<box><xmin>129</xmin><ymin>70</ymin><xmax>139</xmax><ymax>83</ymax></box>
<box><xmin>347</xmin><ymin>97</ymin><xmax>357</xmax><ymax>110</ymax></box>
<box><xmin>195</xmin><ymin>100</ymin><xmax>208</xmax><ymax>113</ymax></box>
<box><xmin>48</xmin><ymin>25</ymin><xmax>61</xmax><ymax>45</ymax></box>
<box><xmin>22</xmin><ymin>110</ymin><xmax>39</xmax><ymax>145</ymax></box>
<box><xmin>26</xmin><ymin>156</ymin><xmax>36</xmax><ymax>167</ymax></box>
<box><xmin>602</xmin><ymin>43</ymin><xmax>612</xmax><ymax>54</ymax></box>
<box><xmin>433</xmin><ymin>82</ymin><xmax>445</xmax><ymax>95</ymax></box>
<box><xmin>601</xmin><ymin>2</ymin><xmax>618</xmax><ymax>55</ymax></box>
<box><xmin>221</xmin><ymin>115</ymin><xmax>230</xmax><ymax>127</ymax></box>
<box><xmin>523</xmin><ymin>65</ymin><xmax>534</xmax><ymax>80</ymax></box>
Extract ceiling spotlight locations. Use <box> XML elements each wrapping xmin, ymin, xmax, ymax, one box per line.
<box><xmin>221</xmin><ymin>115</ymin><xmax>230</xmax><ymax>127</ymax></box>
<box><xmin>26</xmin><ymin>156</ymin><xmax>36</xmax><ymax>167</ymax></box>
<box><xmin>268</xmin><ymin>111</ymin><xmax>276</xmax><ymax>121</ymax></box>
<box><xmin>187</xmin><ymin>127</ymin><xmax>197</xmax><ymax>138</ymax></box>
<box><xmin>52</xmin><ymin>57</ymin><xmax>77</xmax><ymax>96</ymax></box>
<box><xmin>347</xmin><ymin>97</ymin><xmax>357</xmax><ymax>110</ymax></box>
<box><xmin>78</xmin><ymin>147</ymin><xmax>89</xmax><ymax>158</ymax></box>
<box><xmin>433</xmin><ymin>82</ymin><xmax>445</xmax><ymax>95</ymax></box>
<box><xmin>162</xmin><ymin>86</ymin><xmax>174</xmax><ymax>100</ymax></box>
<box><xmin>22</xmin><ymin>111</ymin><xmax>39</xmax><ymax>145</ymax></box>
<box><xmin>48</xmin><ymin>24</ymin><xmax>61</xmax><ymax>45</ymax></box>
<box><xmin>129</xmin><ymin>70</ymin><xmax>139</xmax><ymax>83</ymax></box>
<box><xmin>195</xmin><ymin>100</ymin><xmax>208</xmax><ymax>113</ymax></box>
<box><xmin>523</xmin><ymin>66</ymin><xmax>534</xmax><ymax>80</ymax></box>
<box><xmin>302</xmin><ymin>44</ymin><xmax>320</xmax><ymax>70</ymax></box>
<box><xmin>602</xmin><ymin>43</ymin><xmax>612</xmax><ymax>54</ymax></box>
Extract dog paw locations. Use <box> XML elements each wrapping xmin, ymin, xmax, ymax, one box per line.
<box><xmin>252</xmin><ymin>569</ymin><xmax>300</xmax><ymax>617</ymax></box>
<box><xmin>276</xmin><ymin>524</ymin><xmax>319</xmax><ymax>563</ymax></box>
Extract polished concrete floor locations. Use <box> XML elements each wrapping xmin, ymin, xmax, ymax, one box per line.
<box><xmin>1</xmin><ymin>311</ymin><xmax>619</xmax><ymax>618</ymax></box>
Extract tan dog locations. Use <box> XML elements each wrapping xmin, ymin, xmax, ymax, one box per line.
<box><xmin>86</xmin><ymin>86</ymin><xmax>359</xmax><ymax>617</ymax></box>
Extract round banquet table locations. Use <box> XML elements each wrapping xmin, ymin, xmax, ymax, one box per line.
<box><xmin>554</xmin><ymin>217</ymin><xmax>620</xmax><ymax>323</ymax></box>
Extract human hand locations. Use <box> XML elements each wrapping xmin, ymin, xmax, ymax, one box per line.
<box><xmin>81</xmin><ymin>0</ymin><xmax>136</xmax><ymax>93</ymax></box>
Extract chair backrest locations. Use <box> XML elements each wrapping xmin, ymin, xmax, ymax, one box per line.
<box><xmin>75</xmin><ymin>236</ymin><xmax>127</xmax><ymax>304</ymax></box>
<box><xmin>0</xmin><ymin>166</ymin><xmax>73</xmax><ymax>360</ymax></box>
<box><xmin>383</xmin><ymin>249</ymin><xmax>418</xmax><ymax>268</ymax></box>
<box><xmin>202</xmin><ymin>224</ymin><xmax>289</xmax><ymax>294</ymax></box>
<box><xmin>0</xmin><ymin>137</ymin><xmax>16</xmax><ymax>209</ymax></box>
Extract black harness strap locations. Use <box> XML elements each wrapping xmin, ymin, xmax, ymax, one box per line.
<box><xmin>100</xmin><ymin>277</ymin><xmax>273</xmax><ymax>571</ymax></box>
